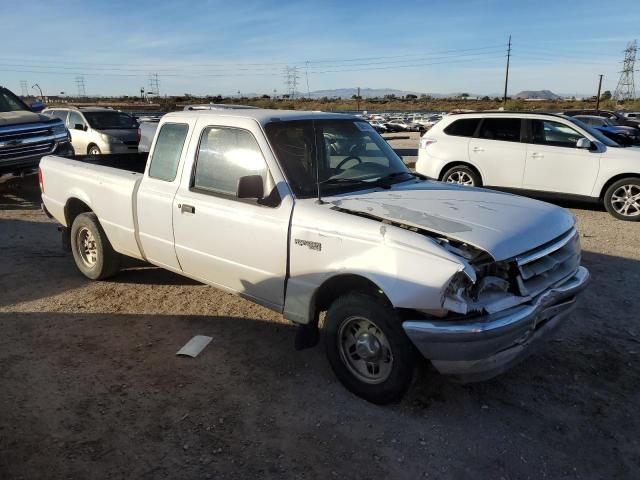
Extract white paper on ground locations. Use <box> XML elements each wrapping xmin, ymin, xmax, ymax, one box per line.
<box><xmin>176</xmin><ymin>335</ymin><xmax>213</xmax><ymax>358</ymax></box>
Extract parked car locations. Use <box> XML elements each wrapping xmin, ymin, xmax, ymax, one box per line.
<box><xmin>367</xmin><ymin>119</ymin><xmax>388</xmax><ymax>133</ymax></box>
<box><xmin>563</xmin><ymin>110</ymin><xmax>640</xmax><ymax>129</ymax></box>
<box><xmin>416</xmin><ymin>112</ymin><xmax>640</xmax><ymax>220</ymax></box>
<box><xmin>39</xmin><ymin>109</ymin><xmax>589</xmax><ymax>403</ymax></box>
<box><xmin>0</xmin><ymin>86</ymin><xmax>73</xmax><ymax>175</ymax></box>
<box><xmin>42</xmin><ymin>106</ymin><xmax>139</xmax><ymax>155</ymax></box>
<box><xmin>573</xmin><ymin>115</ymin><xmax>640</xmax><ymax>146</ymax></box>
<box><xmin>622</xmin><ymin>112</ymin><xmax>640</xmax><ymax>121</ymax></box>
<box><xmin>384</xmin><ymin>119</ymin><xmax>414</xmax><ymax>132</ymax></box>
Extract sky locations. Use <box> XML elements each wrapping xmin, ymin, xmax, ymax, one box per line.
<box><xmin>1</xmin><ymin>0</ymin><xmax>639</xmax><ymax>97</ymax></box>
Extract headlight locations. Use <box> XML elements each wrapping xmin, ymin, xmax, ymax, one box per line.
<box><xmin>51</xmin><ymin>123</ymin><xmax>67</xmax><ymax>136</ymax></box>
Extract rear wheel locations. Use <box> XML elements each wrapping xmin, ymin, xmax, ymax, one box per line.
<box><xmin>324</xmin><ymin>293</ymin><xmax>416</xmax><ymax>404</ymax></box>
<box><xmin>604</xmin><ymin>177</ymin><xmax>640</xmax><ymax>221</ymax></box>
<box><xmin>441</xmin><ymin>165</ymin><xmax>481</xmax><ymax>187</ymax></box>
<box><xmin>70</xmin><ymin>213</ymin><xmax>120</xmax><ymax>279</ymax></box>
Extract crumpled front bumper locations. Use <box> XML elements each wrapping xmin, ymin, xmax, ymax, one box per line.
<box><xmin>402</xmin><ymin>266</ymin><xmax>590</xmax><ymax>382</ymax></box>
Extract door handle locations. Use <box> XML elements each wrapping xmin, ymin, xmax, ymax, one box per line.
<box><xmin>179</xmin><ymin>204</ymin><xmax>195</xmax><ymax>214</ymax></box>
<box><xmin>472</xmin><ymin>147</ymin><xmax>484</xmax><ymax>152</ymax></box>
<box><xmin>531</xmin><ymin>152</ymin><xmax>544</xmax><ymax>159</ymax></box>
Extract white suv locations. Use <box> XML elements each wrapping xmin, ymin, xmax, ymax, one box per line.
<box><xmin>416</xmin><ymin>112</ymin><xmax>640</xmax><ymax>221</ymax></box>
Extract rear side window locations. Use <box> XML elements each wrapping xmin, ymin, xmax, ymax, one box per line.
<box><xmin>478</xmin><ymin>118</ymin><xmax>521</xmax><ymax>142</ymax></box>
<box><xmin>51</xmin><ymin>110</ymin><xmax>68</xmax><ymax>123</ymax></box>
<box><xmin>68</xmin><ymin>111</ymin><xmax>85</xmax><ymax>129</ymax></box>
<box><xmin>148</xmin><ymin>123</ymin><xmax>189</xmax><ymax>181</ymax></box>
<box><xmin>443</xmin><ymin>118</ymin><xmax>480</xmax><ymax>137</ymax></box>
<box><xmin>193</xmin><ymin>127</ymin><xmax>267</xmax><ymax>197</ymax></box>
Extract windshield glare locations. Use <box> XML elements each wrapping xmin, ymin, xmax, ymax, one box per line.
<box><xmin>83</xmin><ymin>111</ymin><xmax>138</xmax><ymax>130</ymax></box>
<box><xmin>0</xmin><ymin>89</ymin><xmax>30</xmax><ymax>113</ymax></box>
<box><xmin>567</xmin><ymin>117</ymin><xmax>621</xmax><ymax>148</ymax></box>
<box><xmin>265</xmin><ymin>119</ymin><xmax>411</xmax><ymax>197</ymax></box>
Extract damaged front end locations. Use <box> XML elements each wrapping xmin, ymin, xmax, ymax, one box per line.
<box><xmin>403</xmin><ymin>227</ymin><xmax>590</xmax><ymax>381</ymax></box>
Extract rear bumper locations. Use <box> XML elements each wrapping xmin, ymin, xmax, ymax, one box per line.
<box><xmin>402</xmin><ymin>266</ymin><xmax>590</xmax><ymax>381</ymax></box>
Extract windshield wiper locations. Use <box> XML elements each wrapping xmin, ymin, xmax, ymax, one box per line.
<box><xmin>372</xmin><ymin>171</ymin><xmax>425</xmax><ymax>184</ymax></box>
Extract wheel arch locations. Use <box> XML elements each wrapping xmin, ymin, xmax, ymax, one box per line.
<box><xmin>307</xmin><ymin>274</ymin><xmax>392</xmax><ymax>327</ymax></box>
<box><xmin>599</xmin><ymin>173</ymin><xmax>640</xmax><ymax>199</ymax></box>
<box><xmin>64</xmin><ymin>197</ymin><xmax>93</xmax><ymax>228</ymax></box>
<box><xmin>87</xmin><ymin>143</ymin><xmax>99</xmax><ymax>154</ymax></box>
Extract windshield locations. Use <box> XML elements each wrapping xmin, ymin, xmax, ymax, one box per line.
<box><xmin>0</xmin><ymin>88</ymin><xmax>30</xmax><ymax>113</ymax></box>
<box><xmin>83</xmin><ymin>111</ymin><xmax>138</xmax><ymax>129</ymax></box>
<box><xmin>264</xmin><ymin>119</ymin><xmax>412</xmax><ymax>197</ymax></box>
<box><xmin>567</xmin><ymin>117</ymin><xmax>622</xmax><ymax>148</ymax></box>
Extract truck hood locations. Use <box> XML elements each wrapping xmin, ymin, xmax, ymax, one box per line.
<box><xmin>0</xmin><ymin>110</ymin><xmax>52</xmax><ymax>126</ymax></box>
<box><xmin>330</xmin><ymin>181</ymin><xmax>575</xmax><ymax>261</ymax></box>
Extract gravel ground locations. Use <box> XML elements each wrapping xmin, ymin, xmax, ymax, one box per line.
<box><xmin>1</xmin><ymin>173</ymin><xmax>639</xmax><ymax>480</ymax></box>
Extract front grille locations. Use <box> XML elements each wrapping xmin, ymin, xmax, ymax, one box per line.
<box><xmin>0</xmin><ymin>122</ymin><xmax>59</xmax><ymax>160</ymax></box>
<box><xmin>514</xmin><ymin>228</ymin><xmax>580</xmax><ymax>298</ymax></box>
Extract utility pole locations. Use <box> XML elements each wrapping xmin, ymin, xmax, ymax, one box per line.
<box><xmin>20</xmin><ymin>80</ymin><xmax>28</xmax><ymax>97</ymax></box>
<box><xmin>148</xmin><ymin>73</ymin><xmax>160</xmax><ymax>97</ymax></box>
<box><xmin>357</xmin><ymin>86</ymin><xmax>361</xmax><ymax>112</ymax></box>
<box><xmin>305</xmin><ymin>60</ymin><xmax>311</xmax><ymax>99</ymax></box>
<box><xmin>503</xmin><ymin>35</ymin><xmax>512</xmax><ymax>103</ymax></box>
<box><xmin>596</xmin><ymin>74</ymin><xmax>604</xmax><ymax>113</ymax></box>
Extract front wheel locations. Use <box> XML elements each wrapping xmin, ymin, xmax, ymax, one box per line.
<box><xmin>604</xmin><ymin>177</ymin><xmax>640</xmax><ymax>221</ymax></box>
<box><xmin>441</xmin><ymin>165</ymin><xmax>481</xmax><ymax>187</ymax></box>
<box><xmin>88</xmin><ymin>145</ymin><xmax>101</xmax><ymax>155</ymax></box>
<box><xmin>324</xmin><ymin>293</ymin><xmax>416</xmax><ymax>404</ymax></box>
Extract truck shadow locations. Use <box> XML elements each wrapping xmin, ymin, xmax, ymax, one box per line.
<box><xmin>0</xmin><ymin>174</ymin><xmax>41</xmax><ymax>211</ymax></box>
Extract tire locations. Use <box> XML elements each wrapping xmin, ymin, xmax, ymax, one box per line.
<box><xmin>603</xmin><ymin>177</ymin><xmax>640</xmax><ymax>221</ymax></box>
<box><xmin>70</xmin><ymin>212</ymin><xmax>121</xmax><ymax>279</ymax></box>
<box><xmin>441</xmin><ymin>165</ymin><xmax>481</xmax><ymax>187</ymax></box>
<box><xmin>324</xmin><ymin>293</ymin><xmax>417</xmax><ymax>404</ymax></box>
<box><xmin>88</xmin><ymin>144</ymin><xmax>101</xmax><ymax>155</ymax></box>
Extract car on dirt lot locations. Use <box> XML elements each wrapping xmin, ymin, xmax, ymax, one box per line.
<box><xmin>42</xmin><ymin>106</ymin><xmax>139</xmax><ymax>155</ymax></box>
<box><xmin>0</xmin><ymin>86</ymin><xmax>73</xmax><ymax>175</ymax></box>
<box><xmin>416</xmin><ymin>112</ymin><xmax>640</xmax><ymax>221</ymax></box>
<box><xmin>39</xmin><ymin>109</ymin><xmax>589</xmax><ymax>404</ymax></box>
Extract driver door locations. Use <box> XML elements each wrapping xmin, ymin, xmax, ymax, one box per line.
<box><xmin>67</xmin><ymin>111</ymin><xmax>89</xmax><ymax>154</ymax></box>
<box><xmin>522</xmin><ymin>119</ymin><xmax>601</xmax><ymax>196</ymax></box>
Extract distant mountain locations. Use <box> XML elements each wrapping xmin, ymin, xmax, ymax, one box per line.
<box><xmin>513</xmin><ymin>90</ymin><xmax>561</xmax><ymax>100</ymax></box>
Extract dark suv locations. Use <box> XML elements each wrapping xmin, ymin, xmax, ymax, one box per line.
<box><xmin>563</xmin><ymin>110</ymin><xmax>640</xmax><ymax>129</ymax></box>
<box><xmin>0</xmin><ymin>86</ymin><xmax>74</xmax><ymax>175</ymax></box>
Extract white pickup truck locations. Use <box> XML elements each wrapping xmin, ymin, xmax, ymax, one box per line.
<box><xmin>40</xmin><ymin>109</ymin><xmax>590</xmax><ymax>404</ymax></box>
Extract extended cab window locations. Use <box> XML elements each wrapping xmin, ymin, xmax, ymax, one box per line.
<box><xmin>531</xmin><ymin>120</ymin><xmax>583</xmax><ymax>148</ymax></box>
<box><xmin>193</xmin><ymin>127</ymin><xmax>267</xmax><ymax>196</ymax></box>
<box><xmin>478</xmin><ymin>118</ymin><xmax>521</xmax><ymax>142</ymax></box>
<box><xmin>148</xmin><ymin>123</ymin><xmax>189</xmax><ymax>181</ymax></box>
<box><xmin>443</xmin><ymin>118</ymin><xmax>480</xmax><ymax>137</ymax></box>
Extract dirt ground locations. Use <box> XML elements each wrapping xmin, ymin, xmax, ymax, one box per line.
<box><xmin>1</xmin><ymin>174</ymin><xmax>639</xmax><ymax>480</ymax></box>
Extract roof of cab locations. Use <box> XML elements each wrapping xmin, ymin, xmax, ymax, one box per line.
<box><xmin>162</xmin><ymin>108</ymin><xmax>357</xmax><ymax>125</ymax></box>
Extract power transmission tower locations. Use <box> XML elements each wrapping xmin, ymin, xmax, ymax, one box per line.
<box><xmin>503</xmin><ymin>35</ymin><xmax>512</xmax><ymax>103</ymax></box>
<box><xmin>148</xmin><ymin>73</ymin><xmax>160</xmax><ymax>96</ymax></box>
<box><xmin>282</xmin><ymin>66</ymin><xmax>300</xmax><ymax>100</ymax></box>
<box><xmin>20</xmin><ymin>80</ymin><xmax>28</xmax><ymax>97</ymax></box>
<box><xmin>613</xmin><ymin>40</ymin><xmax>637</xmax><ymax>101</ymax></box>
<box><xmin>75</xmin><ymin>76</ymin><xmax>86</xmax><ymax>97</ymax></box>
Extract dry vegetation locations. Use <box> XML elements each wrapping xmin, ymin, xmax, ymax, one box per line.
<box><xmin>47</xmin><ymin>96</ymin><xmax>640</xmax><ymax>113</ymax></box>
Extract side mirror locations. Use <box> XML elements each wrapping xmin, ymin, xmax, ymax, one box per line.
<box><xmin>74</xmin><ymin>123</ymin><xmax>85</xmax><ymax>131</ymax></box>
<box><xmin>237</xmin><ymin>175</ymin><xmax>264</xmax><ymax>199</ymax></box>
<box><xmin>576</xmin><ymin>138</ymin><xmax>592</xmax><ymax>149</ymax></box>
<box><xmin>30</xmin><ymin>100</ymin><xmax>45</xmax><ymax>112</ymax></box>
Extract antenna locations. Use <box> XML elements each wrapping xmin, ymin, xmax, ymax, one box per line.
<box><xmin>312</xmin><ymin>121</ymin><xmax>324</xmax><ymax>204</ymax></box>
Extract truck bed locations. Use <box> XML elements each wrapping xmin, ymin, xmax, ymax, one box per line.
<box><xmin>67</xmin><ymin>152</ymin><xmax>148</xmax><ymax>173</ymax></box>
<box><xmin>40</xmin><ymin>153</ymin><xmax>149</xmax><ymax>260</ymax></box>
